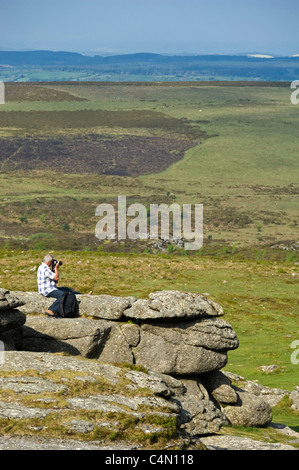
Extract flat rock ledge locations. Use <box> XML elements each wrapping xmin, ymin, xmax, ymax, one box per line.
<box><xmin>14</xmin><ymin>289</ymin><xmax>224</xmax><ymax>321</ymax></box>
<box><xmin>0</xmin><ymin>288</ymin><xmax>297</xmax><ymax>450</ymax></box>
<box><xmin>200</xmin><ymin>434</ymin><xmax>298</xmax><ymax>451</ymax></box>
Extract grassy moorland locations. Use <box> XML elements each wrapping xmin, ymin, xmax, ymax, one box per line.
<box><xmin>0</xmin><ymin>82</ymin><xmax>298</xmax><ymax>431</ymax></box>
<box><xmin>0</xmin><ymin>82</ymin><xmax>298</xmax><ymax>252</ymax></box>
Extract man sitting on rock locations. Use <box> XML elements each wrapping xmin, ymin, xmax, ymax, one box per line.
<box><xmin>37</xmin><ymin>254</ymin><xmax>92</xmax><ymax>317</ymax></box>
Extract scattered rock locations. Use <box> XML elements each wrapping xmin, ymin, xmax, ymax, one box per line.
<box><xmin>221</xmin><ymin>388</ymin><xmax>272</xmax><ymax>427</ymax></box>
<box><xmin>224</xmin><ymin>371</ymin><xmax>290</xmax><ymax>407</ymax></box>
<box><xmin>259</xmin><ymin>364</ymin><xmax>279</xmax><ymax>373</ymax></box>
<box><xmin>63</xmin><ymin>419</ymin><xmax>95</xmax><ymax>434</ymax></box>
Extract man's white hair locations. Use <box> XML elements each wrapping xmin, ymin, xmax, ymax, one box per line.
<box><xmin>43</xmin><ymin>254</ymin><xmax>54</xmax><ymax>264</ymax></box>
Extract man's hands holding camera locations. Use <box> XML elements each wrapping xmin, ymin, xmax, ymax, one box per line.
<box><xmin>52</xmin><ymin>259</ymin><xmax>62</xmax><ymax>282</ymax></box>
<box><xmin>52</xmin><ymin>259</ymin><xmax>63</xmax><ymax>269</ymax></box>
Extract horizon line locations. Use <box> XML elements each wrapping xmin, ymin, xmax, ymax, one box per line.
<box><xmin>1</xmin><ymin>49</ymin><xmax>299</xmax><ymax>58</ymax></box>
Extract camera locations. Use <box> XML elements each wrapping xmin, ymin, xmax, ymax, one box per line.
<box><xmin>52</xmin><ymin>259</ymin><xmax>63</xmax><ymax>269</ymax></box>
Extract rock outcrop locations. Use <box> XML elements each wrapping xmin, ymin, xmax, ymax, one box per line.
<box><xmin>0</xmin><ymin>288</ymin><xmax>26</xmax><ymax>350</ymax></box>
<box><xmin>1</xmin><ymin>287</ymin><xmax>294</xmax><ymax>450</ymax></box>
<box><xmin>0</xmin><ymin>350</ymin><xmax>189</xmax><ymax>450</ymax></box>
<box><xmin>17</xmin><ymin>289</ymin><xmax>239</xmax><ymax>376</ymax></box>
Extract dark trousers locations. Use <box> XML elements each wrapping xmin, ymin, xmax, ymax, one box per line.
<box><xmin>46</xmin><ymin>287</ymin><xmax>80</xmax><ymax>314</ymax></box>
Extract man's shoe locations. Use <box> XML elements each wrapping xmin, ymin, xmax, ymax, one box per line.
<box><xmin>44</xmin><ymin>309</ymin><xmax>56</xmax><ymax>317</ymax></box>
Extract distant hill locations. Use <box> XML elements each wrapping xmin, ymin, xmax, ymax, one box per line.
<box><xmin>0</xmin><ymin>50</ymin><xmax>92</xmax><ymax>66</ymax></box>
<box><xmin>1</xmin><ymin>50</ymin><xmax>299</xmax><ymax>81</ymax></box>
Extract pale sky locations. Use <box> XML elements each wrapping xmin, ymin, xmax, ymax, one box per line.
<box><xmin>1</xmin><ymin>0</ymin><xmax>299</xmax><ymax>55</ymax></box>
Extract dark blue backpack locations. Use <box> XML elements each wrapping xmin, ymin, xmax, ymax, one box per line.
<box><xmin>58</xmin><ymin>292</ymin><xmax>79</xmax><ymax>318</ymax></box>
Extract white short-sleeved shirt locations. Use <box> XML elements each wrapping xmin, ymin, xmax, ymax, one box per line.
<box><xmin>37</xmin><ymin>262</ymin><xmax>56</xmax><ymax>296</ymax></box>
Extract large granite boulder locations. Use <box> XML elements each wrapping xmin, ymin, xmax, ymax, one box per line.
<box><xmin>0</xmin><ymin>289</ymin><xmax>26</xmax><ymax>350</ymax></box>
<box><xmin>133</xmin><ymin>320</ymin><xmax>236</xmax><ymax>375</ymax></box>
<box><xmin>23</xmin><ymin>317</ymin><xmax>113</xmax><ymax>358</ymax></box>
<box><xmin>221</xmin><ymin>388</ymin><xmax>272</xmax><ymax>427</ymax></box>
<box><xmin>99</xmin><ymin>290</ymin><xmax>237</xmax><ymax>376</ymax></box>
<box><xmin>0</xmin><ymin>288</ymin><xmax>24</xmax><ymax>312</ymax></box>
<box><xmin>199</xmin><ymin>370</ymin><xmax>272</xmax><ymax>427</ymax></box>
<box><xmin>0</xmin><ymin>309</ymin><xmax>26</xmax><ymax>334</ymax></box>
<box><xmin>123</xmin><ymin>290</ymin><xmax>224</xmax><ymax>320</ymax></box>
<box><xmin>15</xmin><ymin>289</ymin><xmax>238</xmax><ymax>376</ymax></box>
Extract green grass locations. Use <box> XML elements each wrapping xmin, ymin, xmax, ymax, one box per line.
<box><xmin>0</xmin><ymin>82</ymin><xmax>297</xmax><ymax>250</ymax></box>
<box><xmin>221</xmin><ymin>420</ymin><xmax>299</xmax><ymax>447</ymax></box>
<box><xmin>140</xmin><ymin>86</ymin><xmax>299</xmax><ymax>246</ymax></box>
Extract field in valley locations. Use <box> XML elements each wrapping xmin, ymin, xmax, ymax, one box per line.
<box><xmin>0</xmin><ymin>81</ymin><xmax>298</xmax><ymax>253</ymax></box>
<box><xmin>0</xmin><ymin>82</ymin><xmax>298</xmax><ymax>432</ymax></box>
